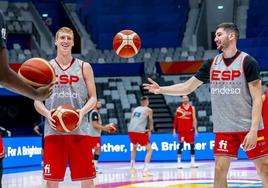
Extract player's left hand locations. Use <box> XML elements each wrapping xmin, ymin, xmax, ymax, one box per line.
<box><xmin>145</xmin><ymin>129</ymin><xmax>151</xmax><ymax>137</ymax></box>
<box><xmin>143</xmin><ymin>78</ymin><xmax>161</xmax><ymax>94</ymax></box>
<box><xmin>76</xmin><ymin>109</ymin><xmax>85</xmax><ymax>126</ymax></box>
<box><xmin>242</xmin><ymin>130</ymin><xmax>258</xmax><ymax>151</ymax></box>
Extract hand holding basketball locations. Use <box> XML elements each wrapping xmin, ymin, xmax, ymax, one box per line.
<box><xmin>106</xmin><ymin>123</ymin><xmax>117</xmax><ymax>133</ymax></box>
<box><xmin>34</xmin><ymin>82</ymin><xmax>55</xmax><ymax>101</ymax></box>
<box><xmin>51</xmin><ymin>105</ymin><xmax>79</xmax><ymax>133</ymax></box>
<box><xmin>47</xmin><ymin>108</ymin><xmax>56</xmax><ymax>130</ymax></box>
<box><xmin>76</xmin><ymin>108</ymin><xmax>85</xmax><ymax>127</ymax></box>
<box><xmin>18</xmin><ymin>58</ymin><xmax>56</xmax><ymax>87</ymax></box>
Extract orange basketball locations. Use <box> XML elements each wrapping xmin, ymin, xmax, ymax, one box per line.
<box><xmin>113</xmin><ymin>29</ymin><xmax>141</xmax><ymax>58</ymax></box>
<box><xmin>176</xmin><ymin>109</ymin><xmax>185</xmax><ymax>118</ymax></box>
<box><xmin>18</xmin><ymin>58</ymin><xmax>55</xmax><ymax>87</ymax></box>
<box><xmin>51</xmin><ymin>104</ymin><xmax>79</xmax><ymax>133</ymax></box>
<box><xmin>108</xmin><ymin>124</ymin><xmax>117</xmax><ymax>133</ymax></box>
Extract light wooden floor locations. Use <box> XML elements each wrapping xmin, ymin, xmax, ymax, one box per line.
<box><xmin>3</xmin><ymin>160</ymin><xmax>262</xmax><ymax>188</ymax></box>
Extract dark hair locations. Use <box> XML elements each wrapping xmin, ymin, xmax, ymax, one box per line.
<box><xmin>266</xmin><ymin>82</ymin><xmax>268</xmax><ymax>87</ymax></box>
<box><xmin>140</xmin><ymin>96</ymin><xmax>149</xmax><ymax>101</ymax></box>
<box><xmin>216</xmin><ymin>22</ymin><xmax>239</xmax><ymax>40</ymax></box>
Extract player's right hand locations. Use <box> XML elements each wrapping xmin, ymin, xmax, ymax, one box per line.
<box><xmin>173</xmin><ymin>132</ymin><xmax>176</xmax><ymax>138</ymax></box>
<box><xmin>46</xmin><ymin>109</ymin><xmax>56</xmax><ymax>130</ymax></box>
<box><xmin>35</xmin><ymin>82</ymin><xmax>55</xmax><ymax>101</ymax></box>
<box><xmin>103</xmin><ymin>123</ymin><xmax>113</xmax><ymax>132</ymax></box>
<box><xmin>143</xmin><ymin>78</ymin><xmax>161</xmax><ymax>94</ymax></box>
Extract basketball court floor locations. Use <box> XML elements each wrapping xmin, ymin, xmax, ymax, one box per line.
<box><xmin>2</xmin><ymin>160</ymin><xmax>262</xmax><ymax>188</ymax></box>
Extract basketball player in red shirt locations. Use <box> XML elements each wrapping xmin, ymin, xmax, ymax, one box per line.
<box><xmin>0</xmin><ymin>11</ymin><xmax>52</xmax><ymax>101</ymax></box>
<box><xmin>34</xmin><ymin>27</ymin><xmax>97</xmax><ymax>188</ymax></box>
<box><xmin>173</xmin><ymin>95</ymin><xmax>198</xmax><ymax>168</ymax></box>
<box><xmin>262</xmin><ymin>83</ymin><xmax>268</xmax><ymax>141</ymax></box>
<box><xmin>144</xmin><ymin>22</ymin><xmax>268</xmax><ymax>188</ymax></box>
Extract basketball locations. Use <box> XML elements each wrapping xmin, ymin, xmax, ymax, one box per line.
<box><xmin>18</xmin><ymin>58</ymin><xmax>55</xmax><ymax>87</ymax></box>
<box><xmin>108</xmin><ymin>123</ymin><xmax>117</xmax><ymax>133</ymax></box>
<box><xmin>51</xmin><ymin>104</ymin><xmax>79</xmax><ymax>133</ymax></box>
<box><xmin>113</xmin><ymin>29</ymin><xmax>141</xmax><ymax>58</ymax></box>
<box><xmin>176</xmin><ymin>109</ymin><xmax>185</xmax><ymax>118</ymax></box>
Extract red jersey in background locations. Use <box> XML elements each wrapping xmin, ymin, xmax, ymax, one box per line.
<box><xmin>173</xmin><ymin>105</ymin><xmax>193</xmax><ymax>132</ymax></box>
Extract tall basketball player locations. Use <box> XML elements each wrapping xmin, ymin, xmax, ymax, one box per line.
<box><xmin>128</xmin><ymin>96</ymin><xmax>154</xmax><ymax>177</ymax></box>
<box><xmin>262</xmin><ymin>83</ymin><xmax>268</xmax><ymax>142</ymax></box>
<box><xmin>34</xmin><ymin>27</ymin><xmax>97</xmax><ymax>188</ymax></box>
<box><xmin>144</xmin><ymin>23</ymin><xmax>268</xmax><ymax>188</ymax></box>
<box><xmin>89</xmin><ymin>100</ymin><xmax>116</xmax><ymax>173</ymax></box>
<box><xmin>173</xmin><ymin>95</ymin><xmax>198</xmax><ymax>168</ymax></box>
<box><xmin>0</xmin><ymin>11</ymin><xmax>52</xmax><ymax>101</ymax></box>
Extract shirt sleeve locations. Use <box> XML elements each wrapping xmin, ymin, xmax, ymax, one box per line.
<box><xmin>243</xmin><ymin>55</ymin><xmax>261</xmax><ymax>82</ymax></box>
<box><xmin>194</xmin><ymin>59</ymin><xmax>213</xmax><ymax>83</ymax></box>
<box><xmin>91</xmin><ymin>112</ymin><xmax>99</xmax><ymax>121</ymax></box>
<box><xmin>0</xmin><ymin>11</ymin><xmax>6</xmax><ymax>48</ymax></box>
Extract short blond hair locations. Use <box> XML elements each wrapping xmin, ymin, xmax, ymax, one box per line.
<box><xmin>55</xmin><ymin>27</ymin><xmax>74</xmax><ymax>40</ymax></box>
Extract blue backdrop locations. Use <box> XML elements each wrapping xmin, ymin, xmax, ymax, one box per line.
<box><xmin>3</xmin><ymin>133</ymin><xmax>248</xmax><ymax>168</ymax></box>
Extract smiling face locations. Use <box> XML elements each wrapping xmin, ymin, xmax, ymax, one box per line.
<box><xmin>55</xmin><ymin>27</ymin><xmax>74</xmax><ymax>55</ymax></box>
<box><xmin>214</xmin><ymin>23</ymin><xmax>239</xmax><ymax>52</ymax></box>
<box><xmin>214</xmin><ymin>28</ymin><xmax>230</xmax><ymax>51</ymax></box>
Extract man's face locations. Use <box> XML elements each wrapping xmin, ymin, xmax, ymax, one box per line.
<box><xmin>214</xmin><ymin>28</ymin><xmax>233</xmax><ymax>51</ymax></box>
<box><xmin>96</xmin><ymin>101</ymin><xmax>102</xmax><ymax>110</ymax></box>
<box><xmin>55</xmin><ymin>31</ymin><xmax>74</xmax><ymax>55</ymax></box>
<box><xmin>142</xmin><ymin>99</ymin><xmax>149</xmax><ymax>106</ymax></box>
<box><xmin>182</xmin><ymin>96</ymin><xmax>189</xmax><ymax>105</ymax></box>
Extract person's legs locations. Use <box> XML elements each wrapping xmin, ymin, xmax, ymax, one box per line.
<box><xmin>130</xmin><ymin>144</ymin><xmax>138</xmax><ymax>172</ymax></box>
<box><xmin>144</xmin><ymin>143</ymin><xmax>153</xmax><ymax>167</ymax></box>
<box><xmin>143</xmin><ymin>143</ymin><xmax>153</xmax><ymax>176</ymax></box>
<box><xmin>43</xmin><ymin>136</ymin><xmax>67</xmax><ymax>182</ymax></box>
<box><xmin>253</xmin><ymin>157</ymin><xmax>268</xmax><ymax>187</ymax></box>
<box><xmin>214</xmin><ymin>133</ymin><xmax>241</xmax><ymax>188</ymax></box>
<box><xmin>244</xmin><ymin>129</ymin><xmax>268</xmax><ymax>187</ymax></box>
<box><xmin>185</xmin><ymin>132</ymin><xmax>197</xmax><ymax>168</ymax></box>
<box><xmin>177</xmin><ymin>142</ymin><xmax>183</xmax><ymax>169</ymax></box>
<box><xmin>69</xmin><ymin>136</ymin><xmax>96</xmax><ymax>184</ymax></box>
<box><xmin>93</xmin><ymin>146</ymin><xmax>101</xmax><ymax>170</ymax></box>
<box><xmin>45</xmin><ymin>181</ymin><xmax>59</xmax><ymax>188</ymax></box>
<box><xmin>129</xmin><ymin>132</ymin><xmax>139</xmax><ymax>173</ymax></box>
<box><xmin>214</xmin><ymin>156</ymin><xmax>232</xmax><ymax>188</ymax></box>
<box><xmin>81</xmin><ymin>179</ymin><xmax>95</xmax><ymax>188</ymax></box>
<box><xmin>190</xmin><ymin>143</ymin><xmax>198</xmax><ymax>168</ymax></box>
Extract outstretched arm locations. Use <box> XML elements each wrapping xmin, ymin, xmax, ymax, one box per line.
<box><xmin>143</xmin><ymin>76</ymin><xmax>203</xmax><ymax>96</ymax></box>
<box><xmin>0</xmin><ymin>12</ymin><xmax>52</xmax><ymax>101</ymax></box>
<box><xmin>0</xmin><ymin>49</ymin><xmax>53</xmax><ymax>100</ymax></box>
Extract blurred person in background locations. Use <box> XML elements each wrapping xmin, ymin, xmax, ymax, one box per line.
<box><xmin>173</xmin><ymin>95</ymin><xmax>198</xmax><ymax>169</ymax></box>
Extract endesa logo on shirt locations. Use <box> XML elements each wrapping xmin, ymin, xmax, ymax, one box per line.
<box><xmin>56</xmin><ymin>74</ymin><xmax>79</xmax><ymax>84</ymax></box>
<box><xmin>211</xmin><ymin>70</ymin><xmax>241</xmax><ymax>81</ymax></box>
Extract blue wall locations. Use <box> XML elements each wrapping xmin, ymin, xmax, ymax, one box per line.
<box><xmin>77</xmin><ymin>0</ymin><xmax>189</xmax><ymax>49</ymax></box>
